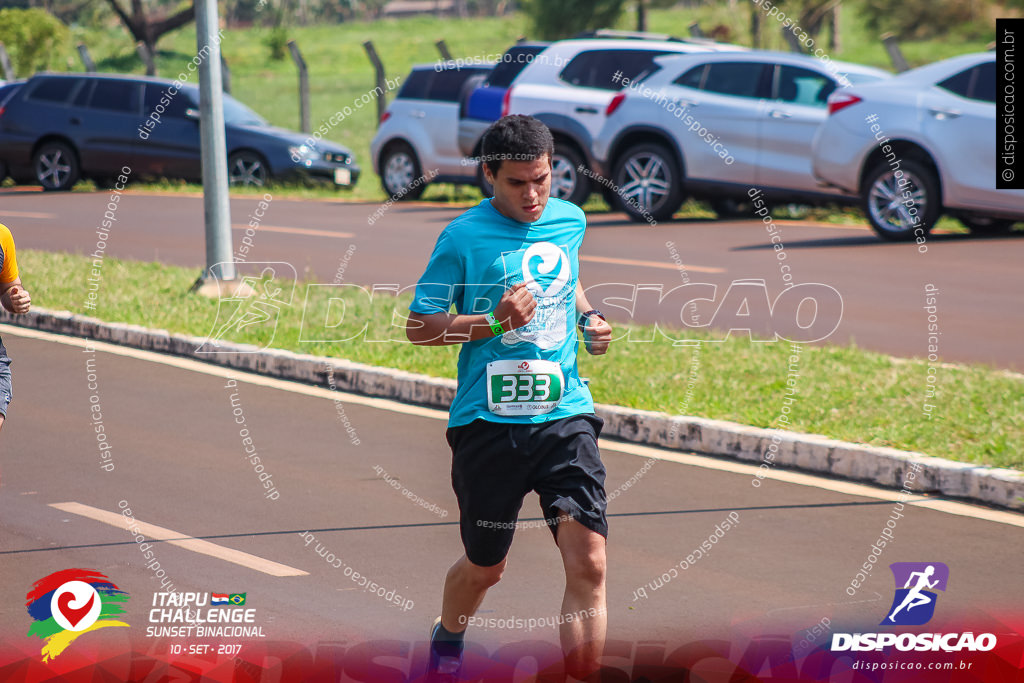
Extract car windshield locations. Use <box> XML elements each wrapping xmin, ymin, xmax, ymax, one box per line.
<box><xmin>223</xmin><ymin>94</ymin><xmax>267</xmax><ymax>126</ymax></box>
<box><xmin>182</xmin><ymin>86</ymin><xmax>267</xmax><ymax>126</ymax></box>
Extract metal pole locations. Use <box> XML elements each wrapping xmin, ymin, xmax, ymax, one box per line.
<box><xmin>77</xmin><ymin>44</ymin><xmax>96</xmax><ymax>72</ymax></box>
<box><xmin>0</xmin><ymin>44</ymin><xmax>15</xmax><ymax>81</ymax></box>
<box><xmin>196</xmin><ymin>0</ymin><xmax>235</xmax><ymax>281</ymax></box>
<box><xmin>287</xmin><ymin>40</ymin><xmax>310</xmax><ymax>134</ymax></box>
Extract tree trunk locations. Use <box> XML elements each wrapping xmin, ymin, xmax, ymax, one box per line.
<box><xmin>637</xmin><ymin>1</ymin><xmax>647</xmax><ymax>32</ymax></box>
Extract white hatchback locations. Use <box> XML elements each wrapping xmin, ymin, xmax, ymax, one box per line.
<box><xmin>812</xmin><ymin>52</ymin><xmax>1024</xmax><ymax>241</ymax></box>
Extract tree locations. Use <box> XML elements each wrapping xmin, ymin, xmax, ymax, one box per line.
<box><xmin>103</xmin><ymin>0</ymin><xmax>196</xmax><ymax>73</ymax></box>
<box><xmin>520</xmin><ymin>0</ymin><xmax>626</xmax><ymax>40</ymax></box>
<box><xmin>635</xmin><ymin>0</ymin><xmax>675</xmax><ymax>32</ymax></box>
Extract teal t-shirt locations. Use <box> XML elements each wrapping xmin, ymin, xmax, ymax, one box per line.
<box><xmin>410</xmin><ymin>197</ymin><xmax>595</xmax><ymax>428</ymax></box>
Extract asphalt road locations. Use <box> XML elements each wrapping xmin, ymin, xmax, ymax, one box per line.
<box><xmin>1</xmin><ymin>327</ymin><xmax>1022</xmax><ymax>679</ymax></box>
<box><xmin>2</xmin><ymin>188</ymin><xmax>1022</xmax><ymax>370</ymax></box>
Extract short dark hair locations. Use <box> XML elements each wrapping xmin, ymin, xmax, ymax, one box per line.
<box><xmin>480</xmin><ymin>115</ymin><xmax>554</xmax><ymax>175</ymax></box>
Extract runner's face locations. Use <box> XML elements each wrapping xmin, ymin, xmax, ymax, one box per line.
<box><xmin>485</xmin><ymin>156</ymin><xmax>551</xmax><ymax>224</ymax></box>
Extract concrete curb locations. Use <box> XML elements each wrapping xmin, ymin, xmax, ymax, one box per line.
<box><xmin>6</xmin><ymin>308</ymin><xmax>1022</xmax><ymax>512</ymax></box>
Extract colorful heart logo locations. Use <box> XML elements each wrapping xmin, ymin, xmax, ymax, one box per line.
<box><xmin>56</xmin><ymin>591</ymin><xmax>95</xmax><ymax>628</ymax></box>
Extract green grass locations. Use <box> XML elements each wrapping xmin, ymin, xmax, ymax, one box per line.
<box><xmin>20</xmin><ymin>248</ymin><xmax>1023</xmax><ymax>470</ymax></box>
<box><xmin>40</xmin><ymin>5</ymin><xmax>999</xmax><ymax>204</ymax></box>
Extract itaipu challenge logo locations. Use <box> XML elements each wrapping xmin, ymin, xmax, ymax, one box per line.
<box><xmin>25</xmin><ymin>569</ymin><xmax>129</xmax><ymax>662</ymax></box>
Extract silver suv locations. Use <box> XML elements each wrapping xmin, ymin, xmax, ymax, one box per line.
<box><xmin>592</xmin><ymin>51</ymin><xmax>890</xmax><ymax>221</ymax></box>
<box><xmin>503</xmin><ymin>37</ymin><xmax>740</xmax><ymax>205</ymax></box>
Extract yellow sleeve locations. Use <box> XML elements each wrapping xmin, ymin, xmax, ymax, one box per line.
<box><xmin>0</xmin><ymin>224</ymin><xmax>18</xmax><ymax>284</ymax></box>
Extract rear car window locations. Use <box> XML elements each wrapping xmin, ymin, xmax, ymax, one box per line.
<box><xmin>774</xmin><ymin>65</ymin><xmax>835</xmax><ymax>107</ymax></box>
<box><xmin>397</xmin><ymin>70</ymin><xmax>433</xmax><ymax>100</ymax></box>
<box><xmin>144</xmin><ymin>84</ymin><xmax>192</xmax><ymax>117</ymax></box>
<box><xmin>970</xmin><ymin>62</ymin><xmax>995</xmax><ymax>103</ymax></box>
<box><xmin>560</xmin><ymin>49</ymin><xmax>675</xmax><ymax>91</ymax></box>
<box><xmin>428</xmin><ymin>67</ymin><xmax>491</xmax><ymax>102</ymax></box>
<box><xmin>673</xmin><ymin>65</ymin><xmax>707</xmax><ymax>89</ymax></box>
<box><xmin>702</xmin><ymin>62</ymin><xmax>766</xmax><ymax>99</ymax></box>
<box><xmin>88</xmin><ymin>80</ymin><xmax>141</xmax><ymax>113</ymax></box>
<box><xmin>26</xmin><ymin>77</ymin><xmax>83</xmax><ymax>104</ymax></box>
<box><xmin>938</xmin><ymin>67</ymin><xmax>973</xmax><ymax>99</ymax></box>
<box><xmin>488</xmin><ymin>46</ymin><xmax>547</xmax><ymax>88</ymax></box>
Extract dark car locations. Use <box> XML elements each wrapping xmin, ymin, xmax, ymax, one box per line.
<box><xmin>0</xmin><ymin>80</ymin><xmax>25</xmax><ymax>182</ymax></box>
<box><xmin>0</xmin><ymin>73</ymin><xmax>359</xmax><ymax>191</ymax></box>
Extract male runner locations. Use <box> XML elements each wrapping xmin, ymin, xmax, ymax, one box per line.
<box><xmin>406</xmin><ymin>115</ymin><xmax>613</xmax><ymax>680</ymax></box>
<box><xmin>0</xmin><ymin>222</ymin><xmax>32</xmax><ymax>436</ymax></box>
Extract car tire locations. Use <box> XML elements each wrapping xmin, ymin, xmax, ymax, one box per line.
<box><xmin>958</xmin><ymin>215</ymin><xmax>1017</xmax><ymax>235</ymax></box>
<box><xmin>34</xmin><ymin>141</ymin><xmax>79</xmax><ymax>192</ymax></box>
<box><xmin>550</xmin><ymin>142</ymin><xmax>590</xmax><ymax>206</ymax></box>
<box><xmin>612</xmin><ymin>142</ymin><xmax>684</xmax><ymax>223</ymax></box>
<box><xmin>862</xmin><ymin>159</ymin><xmax>940</xmax><ymax>242</ymax></box>
<box><xmin>228</xmin><ymin>151</ymin><xmax>269</xmax><ymax>187</ymax></box>
<box><xmin>380</xmin><ymin>142</ymin><xmax>426</xmax><ymax>200</ymax></box>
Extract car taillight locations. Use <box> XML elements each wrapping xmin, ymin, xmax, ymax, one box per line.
<box><xmin>379</xmin><ymin>111</ymin><xmax>391</xmax><ymax>126</ymax></box>
<box><xmin>606</xmin><ymin>92</ymin><xmax>626</xmax><ymax>116</ymax></box>
<box><xmin>827</xmin><ymin>93</ymin><xmax>861</xmax><ymax>115</ymax></box>
<box><xmin>501</xmin><ymin>87</ymin><xmax>513</xmax><ymax>118</ymax></box>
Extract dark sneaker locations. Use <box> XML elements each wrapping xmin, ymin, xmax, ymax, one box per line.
<box><xmin>427</xmin><ymin>615</ymin><xmax>464</xmax><ymax>681</ymax></box>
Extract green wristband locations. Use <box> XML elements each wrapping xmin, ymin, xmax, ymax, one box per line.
<box><xmin>485</xmin><ymin>312</ymin><xmax>505</xmax><ymax>336</ymax></box>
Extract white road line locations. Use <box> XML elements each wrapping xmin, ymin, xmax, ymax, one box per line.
<box><xmin>50</xmin><ymin>501</ymin><xmax>309</xmax><ymax>577</ymax></box>
<box><xmin>7</xmin><ymin>324</ymin><xmax>1022</xmax><ymax>528</ymax></box>
<box><xmin>231</xmin><ymin>224</ymin><xmax>355</xmax><ymax>239</ymax></box>
<box><xmin>1</xmin><ymin>210</ymin><xmax>56</xmax><ymax>219</ymax></box>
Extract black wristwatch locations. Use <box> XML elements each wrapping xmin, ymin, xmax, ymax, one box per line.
<box><xmin>578</xmin><ymin>309</ymin><xmax>605</xmax><ymax>329</ymax></box>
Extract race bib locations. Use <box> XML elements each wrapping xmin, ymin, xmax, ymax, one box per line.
<box><xmin>486</xmin><ymin>359</ymin><xmax>564</xmax><ymax>416</ymax></box>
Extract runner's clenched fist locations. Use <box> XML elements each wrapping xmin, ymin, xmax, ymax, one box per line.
<box><xmin>494</xmin><ymin>282</ymin><xmax>536</xmax><ymax>331</ymax></box>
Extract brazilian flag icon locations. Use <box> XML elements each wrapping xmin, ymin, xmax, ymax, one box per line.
<box><xmin>228</xmin><ymin>593</ymin><xmax>246</xmax><ymax>605</ymax></box>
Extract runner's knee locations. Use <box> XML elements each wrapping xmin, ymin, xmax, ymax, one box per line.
<box><xmin>464</xmin><ymin>558</ymin><xmax>506</xmax><ymax>589</ymax></box>
<box><xmin>563</xmin><ymin>547</ymin><xmax>606</xmax><ymax>588</ymax></box>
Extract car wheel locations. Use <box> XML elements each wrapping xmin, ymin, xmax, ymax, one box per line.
<box><xmin>612</xmin><ymin>143</ymin><xmax>684</xmax><ymax>223</ymax></box>
<box><xmin>862</xmin><ymin>159</ymin><xmax>940</xmax><ymax>241</ymax></box>
<box><xmin>380</xmin><ymin>142</ymin><xmax>426</xmax><ymax>200</ymax></box>
<box><xmin>550</xmin><ymin>143</ymin><xmax>590</xmax><ymax>206</ymax></box>
<box><xmin>958</xmin><ymin>215</ymin><xmax>1017</xmax><ymax>235</ymax></box>
<box><xmin>34</xmin><ymin>141</ymin><xmax>79</xmax><ymax>192</ymax></box>
<box><xmin>229</xmin><ymin>151</ymin><xmax>269</xmax><ymax>187</ymax></box>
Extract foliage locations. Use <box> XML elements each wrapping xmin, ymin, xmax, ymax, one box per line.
<box><xmin>519</xmin><ymin>0</ymin><xmax>626</xmax><ymax>40</ymax></box>
<box><xmin>860</xmin><ymin>0</ymin><xmax>978</xmax><ymax>40</ymax></box>
<box><xmin>0</xmin><ymin>8</ymin><xmax>71</xmax><ymax>77</ymax></box>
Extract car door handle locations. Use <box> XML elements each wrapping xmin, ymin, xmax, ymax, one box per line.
<box><xmin>929</xmin><ymin>107</ymin><xmax>961</xmax><ymax>119</ymax></box>
<box><xmin>574</xmin><ymin>106</ymin><xmax>599</xmax><ymax>114</ymax></box>
<box><xmin>410</xmin><ymin>110</ymin><xmax>426</xmax><ymax>118</ymax></box>
<box><xmin>672</xmin><ymin>99</ymin><xmax>697</xmax><ymax>108</ymax></box>
<box><xmin>768</xmin><ymin>109</ymin><xmax>792</xmax><ymax>119</ymax></box>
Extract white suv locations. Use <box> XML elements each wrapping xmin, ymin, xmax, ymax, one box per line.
<box><xmin>812</xmin><ymin>53</ymin><xmax>1024</xmax><ymax>240</ymax></box>
<box><xmin>504</xmin><ymin>37</ymin><xmax>740</xmax><ymax>205</ymax></box>
<box><xmin>592</xmin><ymin>51</ymin><xmax>889</xmax><ymax>222</ymax></box>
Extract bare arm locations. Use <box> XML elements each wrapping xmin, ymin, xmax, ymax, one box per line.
<box><xmin>575</xmin><ymin>279</ymin><xmax>612</xmax><ymax>355</ymax></box>
<box><xmin>406</xmin><ymin>283</ymin><xmax>536</xmax><ymax>346</ymax></box>
<box><xmin>0</xmin><ymin>277</ymin><xmax>30</xmax><ymax>315</ymax></box>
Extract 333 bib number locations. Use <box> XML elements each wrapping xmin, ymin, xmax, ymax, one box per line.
<box><xmin>486</xmin><ymin>359</ymin><xmax>563</xmax><ymax>416</ymax></box>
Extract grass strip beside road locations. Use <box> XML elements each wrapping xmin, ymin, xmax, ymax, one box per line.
<box><xmin>22</xmin><ymin>248</ymin><xmax>1022</xmax><ymax>470</ymax></box>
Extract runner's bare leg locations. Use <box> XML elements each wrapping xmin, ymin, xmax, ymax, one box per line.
<box><xmin>556</xmin><ymin>517</ymin><xmax>607</xmax><ymax>679</ymax></box>
<box><xmin>440</xmin><ymin>555</ymin><xmax>507</xmax><ymax>632</ymax></box>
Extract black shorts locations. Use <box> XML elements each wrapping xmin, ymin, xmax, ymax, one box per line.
<box><xmin>446</xmin><ymin>413</ymin><xmax>607</xmax><ymax>567</ymax></box>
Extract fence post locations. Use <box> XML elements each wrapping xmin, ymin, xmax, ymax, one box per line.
<box><xmin>363</xmin><ymin>40</ymin><xmax>387</xmax><ymax>126</ymax></box>
<box><xmin>0</xmin><ymin>44</ymin><xmax>13</xmax><ymax>81</ymax></box>
<box><xmin>781</xmin><ymin>25</ymin><xmax>805</xmax><ymax>53</ymax></box>
<box><xmin>287</xmin><ymin>40</ymin><xmax>310</xmax><ymax>133</ymax></box>
<box><xmin>136</xmin><ymin>41</ymin><xmax>157</xmax><ymax>75</ymax></box>
<box><xmin>881</xmin><ymin>33</ymin><xmax>910</xmax><ymax>72</ymax></box>
<box><xmin>77</xmin><ymin>44</ymin><xmax>96</xmax><ymax>72</ymax></box>
<box><xmin>220</xmin><ymin>54</ymin><xmax>232</xmax><ymax>93</ymax></box>
<box><xmin>435</xmin><ymin>39</ymin><xmax>453</xmax><ymax>63</ymax></box>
